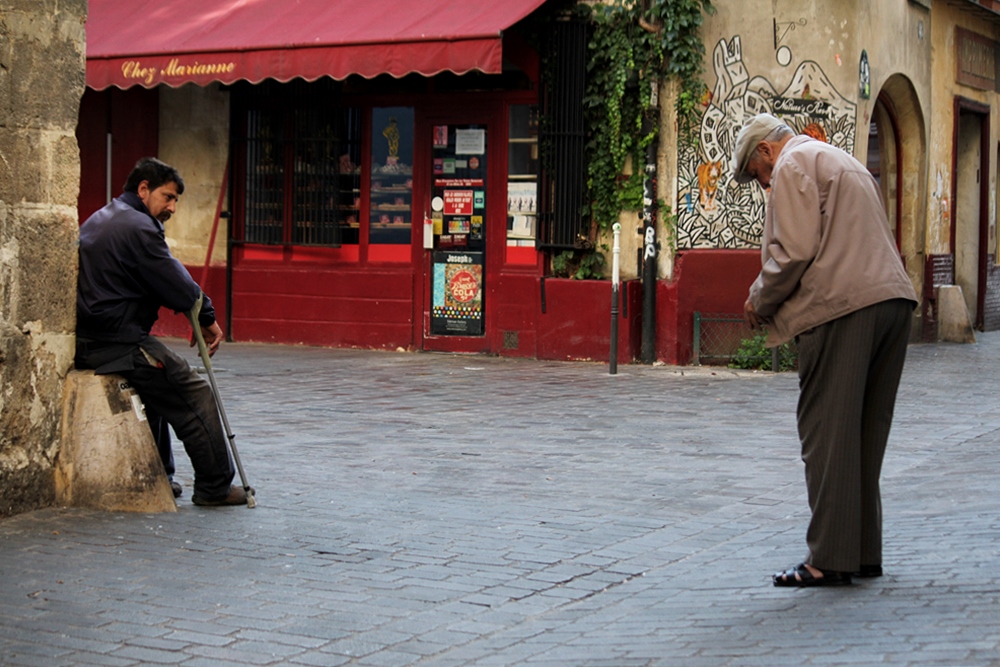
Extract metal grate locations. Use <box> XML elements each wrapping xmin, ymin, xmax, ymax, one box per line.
<box><xmin>239</xmin><ymin>84</ymin><xmax>360</xmax><ymax>247</ymax></box>
<box><xmin>244</xmin><ymin>108</ymin><xmax>285</xmax><ymax>244</ymax></box>
<box><xmin>537</xmin><ymin>14</ymin><xmax>588</xmax><ymax>251</ymax></box>
<box><xmin>693</xmin><ymin>312</ymin><xmax>797</xmax><ymax>370</ymax></box>
<box><xmin>502</xmin><ymin>330</ymin><xmax>519</xmax><ymax>350</ymax></box>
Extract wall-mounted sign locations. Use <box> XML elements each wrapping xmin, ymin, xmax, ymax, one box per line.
<box><xmin>455</xmin><ymin>129</ymin><xmax>485</xmax><ymax>155</ymax></box>
<box><xmin>443</xmin><ymin>190</ymin><xmax>474</xmax><ymax>215</ymax></box>
<box><xmin>118</xmin><ymin>58</ymin><xmax>237</xmax><ymax>87</ymax></box>
<box><xmin>770</xmin><ymin>97</ymin><xmax>832</xmax><ymax>118</ymax></box>
<box><xmin>956</xmin><ymin>27</ymin><xmax>998</xmax><ymax>91</ymax></box>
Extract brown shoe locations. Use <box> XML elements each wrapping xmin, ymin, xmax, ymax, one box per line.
<box><xmin>192</xmin><ymin>485</ymin><xmax>252</xmax><ymax>506</ymax></box>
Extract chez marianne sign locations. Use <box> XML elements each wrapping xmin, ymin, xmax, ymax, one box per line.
<box><xmin>120</xmin><ymin>58</ymin><xmax>237</xmax><ymax>87</ymax></box>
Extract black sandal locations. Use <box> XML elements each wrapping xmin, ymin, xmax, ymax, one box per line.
<box><xmin>773</xmin><ymin>563</ymin><xmax>852</xmax><ymax>587</ymax></box>
<box><xmin>853</xmin><ymin>564</ymin><xmax>882</xmax><ymax>578</ymax></box>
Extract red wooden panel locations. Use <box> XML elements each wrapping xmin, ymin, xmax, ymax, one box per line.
<box><xmin>230</xmin><ymin>292</ymin><xmax>411</xmax><ymax>324</ymax></box>
<box><xmin>233</xmin><ymin>267</ymin><xmax>413</xmax><ymax>299</ymax></box>
<box><xmin>109</xmin><ymin>87</ymin><xmax>159</xmax><ymax>192</ymax></box>
<box><xmin>536</xmin><ymin>278</ymin><xmax>635</xmax><ymax>363</ymax></box>
<box><xmin>658</xmin><ymin>249</ymin><xmax>761</xmax><ymax>365</ymax></box>
<box><xmin>232</xmin><ymin>318</ymin><xmax>412</xmax><ymax>349</ymax></box>
<box><xmin>492</xmin><ymin>273</ymin><xmax>537</xmax><ymax>331</ymax></box>
<box><xmin>504</xmin><ymin>245</ymin><xmax>536</xmax><ymax>265</ymax></box>
<box><xmin>77</xmin><ymin>90</ymin><xmax>109</xmax><ymax>224</ymax></box>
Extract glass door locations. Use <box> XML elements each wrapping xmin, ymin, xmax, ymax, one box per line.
<box><xmin>427</xmin><ymin>123</ymin><xmax>488</xmax><ymax>337</ymax></box>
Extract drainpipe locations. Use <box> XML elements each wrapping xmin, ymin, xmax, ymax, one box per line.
<box><xmin>638</xmin><ymin>0</ymin><xmax>661</xmax><ymax>365</ymax></box>
<box><xmin>640</xmin><ymin>95</ymin><xmax>659</xmax><ymax>364</ymax></box>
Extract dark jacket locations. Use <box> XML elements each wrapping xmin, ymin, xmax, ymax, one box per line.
<box><xmin>77</xmin><ymin>190</ymin><xmax>216</xmax><ymax>347</ymax></box>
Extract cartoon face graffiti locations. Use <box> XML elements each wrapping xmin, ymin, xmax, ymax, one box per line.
<box><xmin>697</xmin><ymin>160</ymin><xmax>724</xmax><ymax>211</ymax></box>
<box><xmin>675</xmin><ymin>34</ymin><xmax>857</xmax><ymax>249</ymax></box>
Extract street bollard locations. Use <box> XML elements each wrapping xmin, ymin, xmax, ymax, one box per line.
<box><xmin>610</xmin><ymin>223</ymin><xmax>621</xmax><ymax>375</ymax></box>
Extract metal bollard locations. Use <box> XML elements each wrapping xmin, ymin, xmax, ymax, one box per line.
<box><xmin>610</xmin><ymin>223</ymin><xmax>621</xmax><ymax>375</ymax></box>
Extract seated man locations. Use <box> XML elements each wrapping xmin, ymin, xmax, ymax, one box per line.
<box><xmin>75</xmin><ymin>157</ymin><xmax>248</xmax><ymax>506</ymax></box>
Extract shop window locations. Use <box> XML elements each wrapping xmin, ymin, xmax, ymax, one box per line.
<box><xmin>242</xmin><ymin>104</ymin><xmax>361</xmax><ymax>246</ymax></box>
<box><xmin>507</xmin><ymin>104</ymin><xmax>539</xmax><ymax>247</ymax></box>
<box><xmin>370</xmin><ymin>107</ymin><xmax>414</xmax><ymax>245</ymax></box>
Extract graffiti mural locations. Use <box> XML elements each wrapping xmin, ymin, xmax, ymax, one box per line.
<box><xmin>676</xmin><ymin>35</ymin><xmax>857</xmax><ymax>249</ymax></box>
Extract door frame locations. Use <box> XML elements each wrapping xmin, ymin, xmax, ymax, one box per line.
<box><xmin>951</xmin><ymin>96</ymin><xmax>990</xmax><ymax>330</ymax></box>
<box><xmin>414</xmin><ymin>100</ymin><xmax>507</xmax><ymax>353</ymax></box>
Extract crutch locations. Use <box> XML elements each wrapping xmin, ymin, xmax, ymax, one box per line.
<box><xmin>188</xmin><ymin>293</ymin><xmax>257</xmax><ymax>508</ymax></box>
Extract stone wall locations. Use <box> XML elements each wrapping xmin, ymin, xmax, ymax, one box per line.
<box><xmin>0</xmin><ymin>0</ymin><xmax>86</xmax><ymax>517</ymax></box>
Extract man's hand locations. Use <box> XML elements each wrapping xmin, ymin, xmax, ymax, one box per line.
<box><xmin>744</xmin><ymin>298</ymin><xmax>771</xmax><ymax>330</ymax></box>
<box><xmin>191</xmin><ymin>322</ymin><xmax>224</xmax><ymax>356</ymax></box>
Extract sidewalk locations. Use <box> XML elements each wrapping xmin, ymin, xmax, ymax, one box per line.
<box><xmin>1</xmin><ymin>333</ymin><xmax>998</xmax><ymax>666</ymax></box>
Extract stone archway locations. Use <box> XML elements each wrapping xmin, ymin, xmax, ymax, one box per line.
<box><xmin>873</xmin><ymin>74</ymin><xmax>927</xmax><ymax>334</ymax></box>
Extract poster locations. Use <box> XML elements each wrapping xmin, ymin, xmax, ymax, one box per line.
<box><xmin>443</xmin><ymin>190</ymin><xmax>474</xmax><ymax>215</ymax></box>
<box><xmin>431</xmin><ymin>251</ymin><xmax>484</xmax><ymax>335</ymax></box>
<box><xmin>455</xmin><ymin>129</ymin><xmax>485</xmax><ymax>155</ymax></box>
<box><xmin>507</xmin><ymin>182</ymin><xmax>537</xmax><ymax>214</ymax></box>
<box><xmin>433</xmin><ymin>125</ymin><xmax>449</xmax><ymax>148</ymax></box>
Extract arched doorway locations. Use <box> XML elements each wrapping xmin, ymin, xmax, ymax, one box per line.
<box><xmin>866</xmin><ymin>92</ymin><xmax>902</xmax><ymax>248</ymax></box>
<box><xmin>869</xmin><ymin>74</ymin><xmax>927</xmax><ymax>337</ymax></box>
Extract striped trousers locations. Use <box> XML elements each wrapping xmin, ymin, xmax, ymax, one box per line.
<box><xmin>795</xmin><ymin>298</ymin><xmax>913</xmax><ymax>573</ymax></box>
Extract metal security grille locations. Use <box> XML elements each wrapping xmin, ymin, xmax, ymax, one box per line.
<box><xmin>245</xmin><ymin>109</ymin><xmax>286</xmax><ymax>244</ymax></box>
<box><xmin>239</xmin><ymin>81</ymin><xmax>360</xmax><ymax>247</ymax></box>
<box><xmin>692</xmin><ymin>312</ymin><xmax>798</xmax><ymax>370</ymax></box>
<box><xmin>537</xmin><ymin>14</ymin><xmax>588</xmax><ymax>251</ymax></box>
<box><xmin>291</xmin><ymin>107</ymin><xmax>360</xmax><ymax>245</ymax></box>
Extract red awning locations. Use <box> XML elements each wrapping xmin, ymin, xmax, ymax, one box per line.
<box><xmin>86</xmin><ymin>0</ymin><xmax>548</xmax><ymax>90</ymax></box>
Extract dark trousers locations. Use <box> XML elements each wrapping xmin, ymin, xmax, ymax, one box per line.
<box><xmin>795</xmin><ymin>298</ymin><xmax>912</xmax><ymax>573</ymax></box>
<box><xmin>145</xmin><ymin>407</ymin><xmax>175</xmax><ymax>478</ymax></box>
<box><xmin>76</xmin><ymin>337</ymin><xmax>234</xmax><ymax>501</ymax></box>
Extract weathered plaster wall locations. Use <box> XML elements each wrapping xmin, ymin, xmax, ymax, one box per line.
<box><xmin>656</xmin><ymin>0</ymin><xmax>931</xmax><ymax>299</ymax></box>
<box><xmin>925</xmin><ymin>3</ymin><xmax>1000</xmax><ymax>332</ymax></box>
<box><xmin>0</xmin><ymin>0</ymin><xmax>85</xmax><ymax>517</ymax></box>
<box><xmin>927</xmin><ymin>3</ymin><xmax>999</xmax><ymax>258</ymax></box>
<box><xmin>673</xmin><ymin>0</ymin><xmax>863</xmax><ymax>251</ymax></box>
<box><xmin>158</xmin><ymin>83</ymin><xmax>230</xmax><ymax>267</ymax></box>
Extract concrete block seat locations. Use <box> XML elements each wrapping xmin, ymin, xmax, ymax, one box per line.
<box><xmin>56</xmin><ymin>370</ymin><xmax>176</xmax><ymax>512</ymax></box>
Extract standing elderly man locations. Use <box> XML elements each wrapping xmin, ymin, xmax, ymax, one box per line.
<box><xmin>732</xmin><ymin>113</ymin><xmax>917</xmax><ymax>587</ymax></box>
<box><xmin>76</xmin><ymin>157</ymin><xmax>249</xmax><ymax>507</ymax></box>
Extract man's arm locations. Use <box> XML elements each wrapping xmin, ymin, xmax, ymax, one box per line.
<box><xmin>749</xmin><ymin>160</ymin><xmax>822</xmax><ymax>317</ymax></box>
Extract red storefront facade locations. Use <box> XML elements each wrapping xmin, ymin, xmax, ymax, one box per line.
<box><xmin>79</xmin><ymin>0</ymin><xmax>652</xmax><ymax>364</ymax></box>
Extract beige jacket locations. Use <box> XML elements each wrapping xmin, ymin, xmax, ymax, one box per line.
<box><xmin>749</xmin><ymin>135</ymin><xmax>917</xmax><ymax>346</ymax></box>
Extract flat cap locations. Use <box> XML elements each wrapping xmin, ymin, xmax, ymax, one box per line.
<box><xmin>731</xmin><ymin>113</ymin><xmax>784</xmax><ymax>184</ymax></box>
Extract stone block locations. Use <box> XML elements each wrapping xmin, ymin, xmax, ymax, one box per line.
<box><xmin>56</xmin><ymin>370</ymin><xmax>176</xmax><ymax>512</ymax></box>
<box><xmin>937</xmin><ymin>285</ymin><xmax>976</xmax><ymax>344</ymax></box>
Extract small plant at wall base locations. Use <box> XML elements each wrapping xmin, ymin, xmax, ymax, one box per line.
<box><xmin>580</xmin><ymin>0</ymin><xmax>714</xmax><ymax>233</ymax></box>
<box><xmin>729</xmin><ymin>333</ymin><xmax>798</xmax><ymax>372</ymax></box>
<box><xmin>552</xmin><ymin>245</ymin><xmax>608</xmax><ymax>280</ymax></box>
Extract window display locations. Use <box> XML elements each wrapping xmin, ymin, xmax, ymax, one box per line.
<box><xmin>507</xmin><ymin>104</ymin><xmax>538</xmax><ymax>247</ymax></box>
<box><xmin>370</xmin><ymin>107</ymin><xmax>414</xmax><ymax>245</ymax></box>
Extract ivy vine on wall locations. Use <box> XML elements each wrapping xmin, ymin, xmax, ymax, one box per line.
<box><xmin>583</xmin><ymin>0</ymin><xmax>714</xmax><ymax>232</ymax></box>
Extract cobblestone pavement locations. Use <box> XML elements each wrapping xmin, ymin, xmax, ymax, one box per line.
<box><xmin>2</xmin><ymin>332</ymin><xmax>999</xmax><ymax>666</ymax></box>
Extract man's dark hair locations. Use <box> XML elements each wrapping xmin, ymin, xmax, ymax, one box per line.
<box><xmin>123</xmin><ymin>157</ymin><xmax>185</xmax><ymax>195</ymax></box>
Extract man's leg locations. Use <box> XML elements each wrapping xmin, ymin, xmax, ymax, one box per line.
<box><xmin>119</xmin><ymin>338</ymin><xmax>235</xmax><ymax>501</ymax></box>
<box><xmin>796</xmin><ymin>307</ymin><xmax>878</xmax><ymax>573</ymax></box>
<box><xmin>858</xmin><ymin>299</ymin><xmax>912</xmax><ymax>567</ymax></box>
<box><xmin>145</xmin><ymin>406</ymin><xmax>181</xmax><ymax>497</ymax></box>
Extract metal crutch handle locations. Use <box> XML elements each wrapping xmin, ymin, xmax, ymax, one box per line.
<box><xmin>188</xmin><ymin>293</ymin><xmax>256</xmax><ymax>508</ymax></box>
